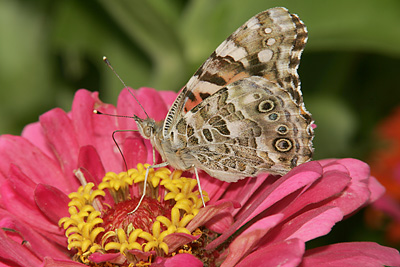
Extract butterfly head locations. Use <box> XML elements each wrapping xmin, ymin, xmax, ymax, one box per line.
<box><xmin>133</xmin><ymin>115</ymin><xmax>156</xmax><ymax>140</ymax></box>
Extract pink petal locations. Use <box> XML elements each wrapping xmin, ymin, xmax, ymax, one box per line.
<box><xmin>318</xmin><ymin>158</ymin><xmax>338</xmax><ymax>166</ymax></box>
<box><xmin>223</xmin><ymin>214</ymin><xmax>283</xmax><ymax>266</ymax></box>
<box><xmin>71</xmin><ymin>89</ymin><xmax>122</xmax><ymax>172</ymax></box>
<box><xmin>71</xmin><ymin>89</ymin><xmax>116</xmax><ymax>145</ymax></box>
<box><xmin>366</xmin><ymin>176</ymin><xmax>385</xmax><ymax>203</ymax></box>
<box><xmin>266</xmin><ymin>206</ymin><xmax>343</xmax><ymax>245</ymax></box>
<box><xmin>136</xmin><ymin>87</ymin><xmax>171</xmax><ymax>121</ymax></box>
<box><xmin>77</xmin><ymin>145</ymin><xmax>106</xmax><ymax>184</ymax></box>
<box><xmin>89</xmin><ymin>252</ymin><xmax>126</xmax><ymax>264</ymax></box>
<box><xmin>0</xmin><ymin>228</ymin><xmax>43</xmax><ymax>266</ymax></box>
<box><xmin>0</xmin><ymin>216</ymin><xmax>24</xmax><ymax>243</ymax></box>
<box><xmin>0</xmin><ymin>179</ymin><xmax>37</xmax><ymax>219</ymax></box>
<box><xmin>325</xmin><ymin>175</ymin><xmax>371</xmax><ymax>216</ymax></box>
<box><xmin>117</xmin><ymin>88</ymin><xmax>170</xmax><ymax>123</ymax></box>
<box><xmin>153</xmin><ymin>253</ymin><xmax>203</xmax><ymax>267</ymax></box>
<box><xmin>316</xmin><ymin>158</ymin><xmax>378</xmax><ymax>216</ymax></box>
<box><xmin>163</xmin><ymin>233</ymin><xmax>199</xmax><ymax>252</ymax></box>
<box><xmin>42</xmin><ymin>257</ymin><xmax>87</xmax><ymax>266</ymax></box>
<box><xmin>336</xmin><ymin>158</ymin><xmax>370</xmax><ymax>182</ymax></box>
<box><xmin>206</xmin><ymin>161</ymin><xmax>323</xmax><ymax>250</ymax></box>
<box><xmin>5</xmin><ymin>164</ymin><xmax>37</xmax><ymax>205</ymax></box>
<box><xmin>235</xmin><ymin>238</ymin><xmax>305</xmax><ymax>267</ymax></box>
<box><xmin>320</xmin><ymin>160</ymin><xmax>350</xmax><ymax>173</ymax></box>
<box><xmin>302</xmin><ymin>242</ymin><xmax>400</xmax><ymax>266</ymax></box>
<box><xmin>122</xmin><ymin>137</ymin><xmax>149</xmax><ymax>169</ymax></box>
<box><xmin>0</xmin><ymin>135</ymin><xmax>72</xmax><ymax>192</ymax></box>
<box><xmin>244</xmin><ymin>161</ymin><xmax>323</xmax><ymax>224</ymax></box>
<box><xmin>34</xmin><ymin>184</ymin><xmax>70</xmax><ymax>225</ymax></box>
<box><xmin>115</xmin><ymin>88</ymin><xmax>140</xmax><ymax>130</ymax></box>
<box><xmin>0</xmin><ymin>181</ymin><xmax>61</xmax><ymax>238</ymax></box>
<box><xmin>127</xmin><ymin>249</ymin><xmax>156</xmax><ymax>261</ymax></box>
<box><xmin>0</xmin><ymin>172</ymin><xmax>5</xmax><ymax>186</ymax></box>
<box><xmin>159</xmin><ymin>90</ymin><xmax>179</xmax><ymax>110</ymax></box>
<box><xmin>21</xmin><ymin>121</ymin><xmax>53</xmax><ymax>160</ymax></box>
<box><xmin>286</xmin><ymin>207</ymin><xmax>343</xmax><ymax>242</ymax></box>
<box><xmin>40</xmin><ymin>108</ymin><xmax>80</xmax><ymax>183</ymax></box>
<box><xmin>205</xmin><ymin>207</ymin><xmax>234</xmax><ymax>233</ymax></box>
<box><xmin>221</xmin><ymin>174</ymin><xmax>271</xmax><ymax>217</ymax></box>
<box><xmin>186</xmin><ymin>200</ymin><xmax>240</xmax><ymax>233</ymax></box>
<box><xmin>198</xmin><ymin>172</ymin><xmax>229</xmax><ymax>203</ymax></box>
<box><xmin>276</xmin><ymin>165</ymin><xmax>351</xmax><ymax>220</ymax></box>
<box><xmin>0</xmin><ymin>210</ymin><xmax>67</xmax><ymax>258</ymax></box>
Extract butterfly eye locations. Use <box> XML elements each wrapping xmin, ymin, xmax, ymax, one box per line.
<box><xmin>144</xmin><ymin>126</ymin><xmax>153</xmax><ymax>137</ymax></box>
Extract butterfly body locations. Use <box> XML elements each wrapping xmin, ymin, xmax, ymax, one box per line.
<box><xmin>134</xmin><ymin>7</ymin><xmax>313</xmax><ymax>183</ymax></box>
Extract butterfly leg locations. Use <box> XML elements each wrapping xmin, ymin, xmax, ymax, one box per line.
<box><xmin>128</xmin><ymin>161</ymin><xmax>170</xmax><ymax>214</ymax></box>
<box><xmin>194</xmin><ymin>166</ymin><xmax>206</xmax><ymax>207</ymax></box>
<box><xmin>152</xmin><ymin>146</ymin><xmax>156</xmax><ymax>165</ymax></box>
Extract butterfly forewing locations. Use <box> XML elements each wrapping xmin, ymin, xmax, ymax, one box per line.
<box><xmin>184</xmin><ymin>8</ymin><xmax>306</xmax><ymax>114</ymax></box>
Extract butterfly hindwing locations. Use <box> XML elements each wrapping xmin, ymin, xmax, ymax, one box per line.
<box><xmin>168</xmin><ymin>76</ymin><xmax>313</xmax><ymax>181</ymax></box>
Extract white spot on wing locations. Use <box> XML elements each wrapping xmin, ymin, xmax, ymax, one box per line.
<box><xmin>215</xmin><ymin>40</ymin><xmax>228</xmax><ymax>55</ymax></box>
<box><xmin>187</xmin><ymin>75</ymin><xmax>198</xmax><ymax>89</ymax></box>
<box><xmin>246</xmin><ymin>17</ymin><xmax>260</xmax><ymax>29</ymax></box>
<box><xmin>266</xmin><ymin>38</ymin><xmax>276</xmax><ymax>46</ymax></box>
<box><xmin>215</xmin><ymin>39</ymin><xmax>247</xmax><ymax>61</ymax></box>
<box><xmin>258</xmin><ymin>49</ymin><xmax>273</xmax><ymax>62</ymax></box>
<box><xmin>264</xmin><ymin>27</ymin><xmax>272</xmax><ymax>34</ymax></box>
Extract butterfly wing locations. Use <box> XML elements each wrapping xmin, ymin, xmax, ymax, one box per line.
<box><xmin>169</xmin><ymin>76</ymin><xmax>313</xmax><ymax>182</ymax></box>
<box><xmin>162</xmin><ymin>7</ymin><xmax>308</xmax><ymax>138</ymax></box>
<box><xmin>156</xmin><ymin>7</ymin><xmax>313</xmax><ymax>180</ymax></box>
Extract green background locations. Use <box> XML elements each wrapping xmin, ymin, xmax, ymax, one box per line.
<box><xmin>1</xmin><ymin>0</ymin><xmax>400</xmax><ymax>250</ymax></box>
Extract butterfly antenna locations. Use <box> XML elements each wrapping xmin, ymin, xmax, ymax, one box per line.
<box><xmin>93</xmin><ymin>109</ymin><xmax>136</xmax><ymax>119</ymax></box>
<box><xmin>103</xmin><ymin>56</ymin><xmax>150</xmax><ymax>119</ymax></box>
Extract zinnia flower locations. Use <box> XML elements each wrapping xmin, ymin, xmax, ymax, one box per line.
<box><xmin>1</xmin><ymin>88</ymin><xmax>399</xmax><ymax>266</ymax></box>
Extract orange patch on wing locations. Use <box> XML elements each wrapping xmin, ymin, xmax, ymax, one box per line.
<box><xmin>184</xmin><ymin>91</ymin><xmax>202</xmax><ymax>112</ymax></box>
<box><xmin>183</xmin><ymin>70</ymin><xmax>251</xmax><ymax>113</ymax></box>
<box><xmin>226</xmin><ymin>71</ymin><xmax>250</xmax><ymax>84</ymax></box>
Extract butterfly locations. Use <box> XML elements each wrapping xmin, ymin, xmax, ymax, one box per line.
<box><xmin>132</xmin><ymin>7</ymin><xmax>314</xmax><ymax>210</ymax></box>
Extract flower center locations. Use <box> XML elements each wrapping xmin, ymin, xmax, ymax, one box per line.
<box><xmin>101</xmin><ymin>197</ymin><xmax>172</xmax><ymax>235</ymax></box>
<box><xmin>59</xmin><ymin>164</ymin><xmax>209</xmax><ymax>266</ymax></box>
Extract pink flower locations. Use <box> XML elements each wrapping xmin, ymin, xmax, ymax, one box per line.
<box><xmin>0</xmin><ymin>88</ymin><xmax>399</xmax><ymax>266</ymax></box>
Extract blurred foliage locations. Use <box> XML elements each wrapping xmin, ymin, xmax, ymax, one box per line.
<box><xmin>1</xmin><ymin>0</ymin><xmax>400</xmax><ymax>249</ymax></box>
